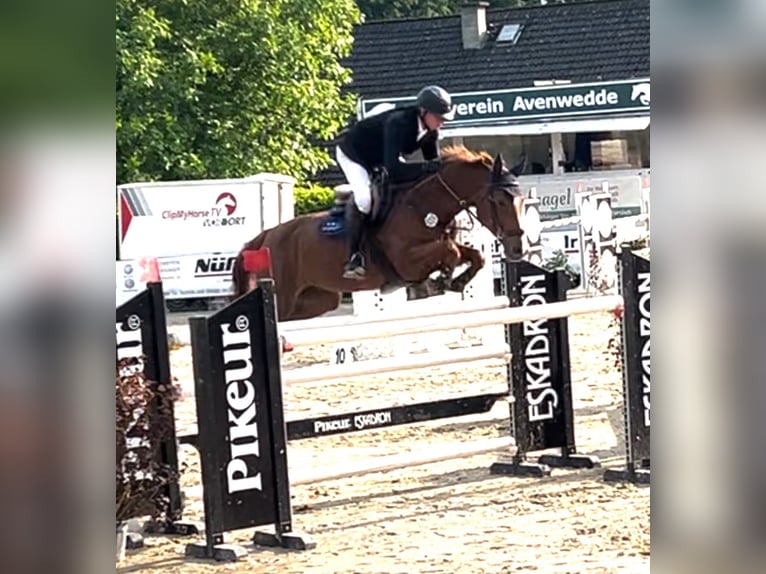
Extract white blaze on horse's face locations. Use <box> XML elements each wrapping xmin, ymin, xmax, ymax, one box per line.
<box><xmin>512</xmin><ymin>193</ymin><xmax>524</xmax><ymax>224</ymax></box>
<box><xmin>497</xmin><ymin>181</ymin><xmax>524</xmax><ymax>230</ymax></box>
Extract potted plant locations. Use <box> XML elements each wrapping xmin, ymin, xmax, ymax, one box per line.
<box><xmin>115</xmin><ymin>357</ymin><xmax>181</xmax><ymax>562</ymax></box>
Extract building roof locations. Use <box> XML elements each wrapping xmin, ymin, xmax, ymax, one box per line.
<box><xmin>312</xmin><ymin>0</ymin><xmax>649</xmax><ymax>187</ymax></box>
<box><xmin>346</xmin><ymin>0</ymin><xmax>649</xmax><ymax>99</ymax></box>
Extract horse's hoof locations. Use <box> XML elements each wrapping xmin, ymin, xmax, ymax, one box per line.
<box><xmin>446</xmin><ymin>280</ymin><xmax>468</xmax><ymax>293</ymax></box>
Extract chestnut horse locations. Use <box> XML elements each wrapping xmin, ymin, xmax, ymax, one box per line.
<box><xmin>231</xmin><ymin>146</ymin><xmax>526</xmax><ymax>321</ymax></box>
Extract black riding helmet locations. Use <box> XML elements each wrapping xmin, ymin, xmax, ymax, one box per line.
<box><xmin>415</xmin><ymin>85</ymin><xmax>455</xmax><ymax>121</ymax></box>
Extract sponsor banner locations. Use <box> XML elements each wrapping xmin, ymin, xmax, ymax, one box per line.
<box><xmin>189</xmin><ymin>285</ymin><xmax>283</xmax><ymax>532</ymax></box>
<box><xmin>118</xmin><ymin>176</ymin><xmax>294</xmax><ymax>260</ymax></box>
<box><xmin>490</xmin><ymin>172</ymin><xmax>649</xmax><ymax>279</ymax></box>
<box><xmin>117</xmin><ymin>252</ymin><xmax>239</xmax><ymax>302</ymax></box>
<box><xmin>518</xmin><ymin>173</ymin><xmax>646</xmax><ymax>218</ymax></box>
<box><xmin>620</xmin><ymin>250</ymin><xmax>650</xmax><ymax>463</ymax></box>
<box><xmin>361</xmin><ymin>79</ymin><xmax>650</xmax><ymax>125</ymax></box>
<box><xmin>505</xmin><ymin>260</ymin><xmax>574</xmax><ymax>453</ymax></box>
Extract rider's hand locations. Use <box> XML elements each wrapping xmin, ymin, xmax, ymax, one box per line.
<box><xmin>422</xmin><ymin>161</ymin><xmax>441</xmax><ymax>175</ymax></box>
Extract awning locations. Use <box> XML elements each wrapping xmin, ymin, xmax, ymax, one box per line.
<box><xmin>441</xmin><ymin>115</ymin><xmax>650</xmax><ymax>137</ymax></box>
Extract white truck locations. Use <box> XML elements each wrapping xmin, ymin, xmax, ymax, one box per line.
<box><xmin>116</xmin><ymin>173</ymin><xmax>295</xmax><ymax>307</ymax></box>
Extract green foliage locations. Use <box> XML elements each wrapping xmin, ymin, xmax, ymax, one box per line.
<box><xmin>116</xmin><ymin>0</ymin><xmax>362</xmax><ymax>185</ymax></box>
<box><xmin>294</xmin><ymin>184</ymin><xmax>336</xmax><ymax>215</ymax></box>
<box><xmin>356</xmin><ymin>0</ymin><xmax>562</xmax><ymax>20</ymax></box>
<box><xmin>543</xmin><ymin>249</ymin><xmax>581</xmax><ymax>289</ymax></box>
<box><xmin>542</xmin><ymin>249</ymin><xmax>567</xmax><ymax>269</ymax></box>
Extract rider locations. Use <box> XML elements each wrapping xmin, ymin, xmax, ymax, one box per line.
<box><xmin>335</xmin><ymin>85</ymin><xmax>456</xmax><ymax>279</ymax></box>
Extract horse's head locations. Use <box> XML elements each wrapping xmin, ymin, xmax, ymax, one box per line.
<box><xmin>440</xmin><ymin>147</ymin><xmax>526</xmax><ymax>261</ymax></box>
<box><xmin>480</xmin><ymin>153</ymin><xmax>526</xmax><ymax>261</ymax></box>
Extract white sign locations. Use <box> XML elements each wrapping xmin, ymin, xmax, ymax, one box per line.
<box><xmin>116</xmin><ymin>252</ymin><xmax>241</xmax><ymax>304</ymax></box>
<box><xmin>540</xmin><ymin>229</ymin><xmax>583</xmax><ymax>272</ymax></box>
<box><xmin>517</xmin><ymin>173</ymin><xmax>646</xmax><ymax>217</ymax></box>
<box><xmin>492</xmin><ymin>227</ymin><xmax>583</xmax><ymax>280</ymax></box>
<box><xmin>116</xmin><ymin>173</ymin><xmax>295</xmax><ymax>301</ymax></box>
<box><xmin>117</xmin><ymin>174</ymin><xmax>295</xmax><ymax>260</ymax></box>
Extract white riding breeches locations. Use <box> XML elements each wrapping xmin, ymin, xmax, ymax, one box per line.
<box><xmin>335</xmin><ymin>146</ymin><xmax>372</xmax><ymax>214</ymax></box>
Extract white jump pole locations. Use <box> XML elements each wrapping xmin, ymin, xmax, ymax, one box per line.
<box><xmin>291</xmin><ymin>436</ymin><xmax>516</xmax><ymax>486</ymax></box>
<box><xmin>283</xmin><ymin>294</ymin><xmax>623</xmax><ymax>349</ymax></box>
<box><xmin>280</xmin><ymin>295</ymin><xmax>511</xmax><ymax>334</ymax></box>
<box><xmin>283</xmin><ymin>344</ymin><xmax>510</xmax><ymax>386</ymax></box>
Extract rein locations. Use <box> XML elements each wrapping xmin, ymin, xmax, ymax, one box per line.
<box><xmin>406</xmin><ymin>165</ymin><xmax>523</xmax><ymax>239</ymax></box>
<box><xmin>405</xmin><ymin>172</ymin><xmax>482</xmax><ymax>230</ymax></box>
<box><xmin>436</xmin><ymin>173</ymin><xmax>481</xmax><ymax>228</ymax></box>
<box><xmin>436</xmin><ymin>173</ymin><xmax>524</xmax><ymax>238</ymax></box>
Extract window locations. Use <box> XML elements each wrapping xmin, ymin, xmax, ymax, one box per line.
<box><xmin>560</xmin><ymin>127</ymin><xmax>650</xmax><ymax>172</ymax></box>
<box><xmin>496</xmin><ymin>24</ymin><xmax>523</xmax><ymax>44</ymax></box>
<box><xmin>462</xmin><ymin>134</ymin><xmax>552</xmax><ymax>174</ymax></box>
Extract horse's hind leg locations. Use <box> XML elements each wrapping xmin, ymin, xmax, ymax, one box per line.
<box><xmin>289</xmin><ymin>287</ymin><xmax>342</xmax><ymax>321</ymax></box>
<box><xmin>271</xmin><ymin>273</ymin><xmax>299</xmax><ymax>322</ymax></box>
<box><xmin>446</xmin><ymin>244</ymin><xmax>485</xmax><ymax>292</ymax></box>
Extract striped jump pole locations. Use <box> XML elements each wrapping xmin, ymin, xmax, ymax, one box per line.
<box><xmin>291</xmin><ymin>437</ymin><xmax>515</xmax><ymax>486</ymax></box>
<box><xmin>279</xmin><ymin>295</ymin><xmax>511</xmax><ymax>335</ymax></box>
<box><xmin>283</xmin><ymin>344</ymin><xmax>510</xmax><ymax>386</ymax></box>
<box><xmin>282</xmin><ymin>295</ymin><xmax>622</xmax><ymax>349</ymax></box>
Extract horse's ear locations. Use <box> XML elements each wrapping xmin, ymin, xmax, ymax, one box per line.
<box><xmin>492</xmin><ymin>153</ymin><xmax>504</xmax><ymax>177</ymax></box>
<box><xmin>509</xmin><ymin>154</ymin><xmax>527</xmax><ymax>177</ymax></box>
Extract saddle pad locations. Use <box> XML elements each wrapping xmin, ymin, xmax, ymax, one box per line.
<box><xmin>318</xmin><ymin>215</ymin><xmax>345</xmax><ymax>236</ymax></box>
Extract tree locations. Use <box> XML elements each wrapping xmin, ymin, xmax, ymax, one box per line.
<box><xmin>356</xmin><ymin>1</ymin><xmax>583</xmax><ymax>21</ymax></box>
<box><xmin>116</xmin><ymin>0</ymin><xmax>362</xmax><ymax>184</ymax></box>
<box><xmin>356</xmin><ymin>0</ymin><xmax>531</xmax><ymax>20</ymax></box>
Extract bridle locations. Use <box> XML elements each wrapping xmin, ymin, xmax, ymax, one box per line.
<box><xmin>434</xmin><ymin>171</ymin><xmax>525</xmax><ymax>239</ymax></box>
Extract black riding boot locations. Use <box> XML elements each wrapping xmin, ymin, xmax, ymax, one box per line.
<box><xmin>343</xmin><ymin>202</ymin><xmax>368</xmax><ymax>280</ymax></box>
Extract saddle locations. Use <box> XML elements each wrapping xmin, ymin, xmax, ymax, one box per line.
<box><xmin>317</xmin><ymin>170</ymin><xmax>449</xmax><ymax>295</ymax></box>
<box><xmin>318</xmin><ymin>167</ymin><xmax>394</xmax><ymax>235</ymax></box>
<box><xmin>369</xmin><ymin>167</ymin><xmax>395</xmax><ymax>226</ymax></box>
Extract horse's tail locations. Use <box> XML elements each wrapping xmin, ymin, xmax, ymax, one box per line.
<box><xmin>230</xmin><ymin>232</ymin><xmax>268</xmax><ymax>301</ymax></box>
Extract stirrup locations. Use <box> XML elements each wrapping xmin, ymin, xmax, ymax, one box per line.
<box><xmin>343</xmin><ymin>255</ymin><xmax>367</xmax><ymax>279</ymax></box>
<box><xmin>343</xmin><ymin>265</ymin><xmax>367</xmax><ymax>279</ymax></box>
<box><xmin>343</xmin><ymin>268</ymin><xmax>366</xmax><ymax>280</ymax></box>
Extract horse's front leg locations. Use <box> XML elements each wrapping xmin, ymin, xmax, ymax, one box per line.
<box><xmin>404</xmin><ymin>239</ymin><xmax>462</xmax><ymax>296</ymax></box>
<box><xmin>445</xmin><ymin>243</ymin><xmax>485</xmax><ymax>292</ymax></box>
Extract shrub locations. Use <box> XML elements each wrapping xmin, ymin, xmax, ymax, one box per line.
<box><xmin>293</xmin><ymin>184</ymin><xmax>336</xmax><ymax>216</ymax></box>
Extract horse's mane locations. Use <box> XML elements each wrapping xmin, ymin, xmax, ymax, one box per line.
<box><xmin>440</xmin><ymin>145</ymin><xmax>494</xmax><ymax>167</ymax></box>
